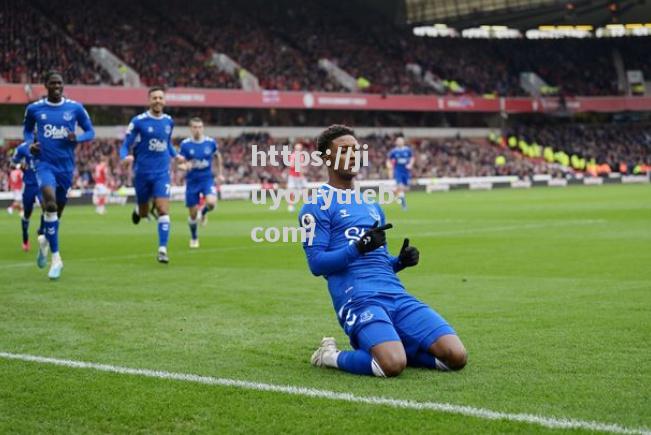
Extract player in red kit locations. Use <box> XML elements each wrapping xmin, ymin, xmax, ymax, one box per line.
<box><xmin>7</xmin><ymin>166</ymin><xmax>24</xmax><ymax>215</ymax></box>
<box><xmin>287</xmin><ymin>143</ymin><xmax>308</xmax><ymax>212</ymax></box>
<box><xmin>92</xmin><ymin>156</ymin><xmax>111</xmax><ymax>215</ymax></box>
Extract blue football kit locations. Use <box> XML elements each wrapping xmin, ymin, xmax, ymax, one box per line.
<box><xmin>23</xmin><ymin>97</ymin><xmax>95</xmax><ymax>270</ymax></box>
<box><xmin>179</xmin><ymin>137</ymin><xmax>218</xmax><ymax>208</ymax></box>
<box><xmin>12</xmin><ymin>142</ymin><xmax>42</xmax><ymax>216</ymax></box>
<box><xmin>12</xmin><ymin>142</ymin><xmax>44</xmax><ymax>244</ymax></box>
<box><xmin>23</xmin><ymin>98</ymin><xmax>95</xmax><ymax>204</ymax></box>
<box><xmin>120</xmin><ymin>111</ymin><xmax>176</xmax><ymax>203</ymax></box>
<box><xmin>299</xmin><ymin>184</ymin><xmax>455</xmax><ymax>375</ymax></box>
<box><xmin>388</xmin><ymin>146</ymin><xmax>413</xmax><ymax>186</ymax></box>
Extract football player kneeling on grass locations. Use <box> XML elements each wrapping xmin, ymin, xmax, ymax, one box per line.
<box><xmin>300</xmin><ymin>125</ymin><xmax>467</xmax><ymax>377</ymax></box>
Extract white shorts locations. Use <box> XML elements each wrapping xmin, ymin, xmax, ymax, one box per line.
<box><xmin>287</xmin><ymin>176</ymin><xmax>307</xmax><ymax>190</ymax></box>
<box><xmin>12</xmin><ymin>190</ymin><xmax>22</xmax><ymax>201</ymax></box>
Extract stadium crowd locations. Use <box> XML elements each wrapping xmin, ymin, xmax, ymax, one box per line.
<box><xmin>7</xmin><ymin>123</ymin><xmax>649</xmax><ymax>192</ymax></box>
<box><xmin>3</xmin><ymin>0</ymin><xmax>649</xmax><ymax>96</ymax></box>
<box><xmin>505</xmin><ymin>123</ymin><xmax>651</xmax><ymax>172</ymax></box>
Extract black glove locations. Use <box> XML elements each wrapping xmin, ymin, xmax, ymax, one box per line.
<box><xmin>29</xmin><ymin>142</ymin><xmax>40</xmax><ymax>156</ymax></box>
<box><xmin>356</xmin><ymin>221</ymin><xmax>393</xmax><ymax>254</ymax></box>
<box><xmin>398</xmin><ymin>238</ymin><xmax>419</xmax><ymax>268</ymax></box>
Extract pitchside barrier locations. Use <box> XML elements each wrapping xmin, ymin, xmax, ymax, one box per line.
<box><xmin>0</xmin><ymin>173</ymin><xmax>648</xmax><ymax>207</ymax></box>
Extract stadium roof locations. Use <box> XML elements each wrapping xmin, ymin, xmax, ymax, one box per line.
<box><xmin>405</xmin><ymin>0</ymin><xmax>651</xmax><ymax>29</ymax></box>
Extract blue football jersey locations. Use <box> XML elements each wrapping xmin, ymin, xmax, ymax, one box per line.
<box><xmin>120</xmin><ymin>111</ymin><xmax>176</xmax><ymax>174</ymax></box>
<box><xmin>11</xmin><ymin>142</ymin><xmax>38</xmax><ymax>186</ymax></box>
<box><xmin>299</xmin><ymin>184</ymin><xmax>404</xmax><ymax>313</ymax></box>
<box><xmin>388</xmin><ymin>146</ymin><xmax>413</xmax><ymax>173</ymax></box>
<box><xmin>179</xmin><ymin>137</ymin><xmax>218</xmax><ymax>183</ymax></box>
<box><xmin>22</xmin><ymin>98</ymin><xmax>95</xmax><ymax>172</ymax></box>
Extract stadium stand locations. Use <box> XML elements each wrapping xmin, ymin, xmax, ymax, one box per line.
<box><xmin>7</xmin><ymin>123</ymin><xmax>648</xmax><ymax>191</ymax></box>
<box><xmin>2</xmin><ymin>0</ymin><xmax>649</xmax><ymax>96</ymax></box>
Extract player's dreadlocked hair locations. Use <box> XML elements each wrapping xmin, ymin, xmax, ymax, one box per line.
<box><xmin>317</xmin><ymin>124</ymin><xmax>355</xmax><ymax>155</ymax></box>
<box><xmin>43</xmin><ymin>70</ymin><xmax>63</xmax><ymax>84</ymax></box>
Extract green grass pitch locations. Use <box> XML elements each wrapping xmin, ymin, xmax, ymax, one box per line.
<box><xmin>1</xmin><ymin>184</ymin><xmax>650</xmax><ymax>434</ymax></box>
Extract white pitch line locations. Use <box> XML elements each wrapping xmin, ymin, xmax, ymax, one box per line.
<box><xmin>0</xmin><ymin>352</ymin><xmax>648</xmax><ymax>435</ymax></box>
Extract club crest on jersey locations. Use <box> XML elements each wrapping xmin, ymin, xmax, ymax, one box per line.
<box><xmin>40</xmin><ymin>113</ymin><xmax>47</xmax><ymax>120</ymax></box>
<box><xmin>367</xmin><ymin>206</ymin><xmax>381</xmax><ymax>222</ymax></box>
<box><xmin>147</xmin><ymin>126</ymin><xmax>154</xmax><ymax>133</ymax></box>
<box><xmin>63</xmin><ymin>111</ymin><xmax>73</xmax><ymax>121</ymax></box>
<box><xmin>165</xmin><ymin>125</ymin><xmax>171</xmax><ymax>134</ymax></box>
<box><xmin>204</xmin><ymin>146</ymin><xmax>210</xmax><ymax>155</ymax></box>
<box><xmin>359</xmin><ymin>311</ymin><xmax>374</xmax><ymax>323</ymax></box>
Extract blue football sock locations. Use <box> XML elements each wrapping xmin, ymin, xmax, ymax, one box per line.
<box><xmin>408</xmin><ymin>351</ymin><xmax>450</xmax><ymax>371</ymax></box>
<box><xmin>43</xmin><ymin>212</ymin><xmax>59</xmax><ymax>253</ymax></box>
<box><xmin>21</xmin><ymin>217</ymin><xmax>29</xmax><ymax>244</ymax></box>
<box><xmin>336</xmin><ymin>350</ymin><xmax>375</xmax><ymax>376</ymax></box>
<box><xmin>158</xmin><ymin>215</ymin><xmax>170</xmax><ymax>249</ymax></box>
<box><xmin>188</xmin><ymin>217</ymin><xmax>198</xmax><ymax>240</ymax></box>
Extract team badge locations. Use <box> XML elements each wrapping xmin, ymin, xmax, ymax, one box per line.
<box><xmin>204</xmin><ymin>146</ymin><xmax>210</xmax><ymax>155</ymax></box>
<box><xmin>359</xmin><ymin>311</ymin><xmax>374</xmax><ymax>323</ymax></box>
<box><xmin>40</xmin><ymin>113</ymin><xmax>47</xmax><ymax>120</ymax></box>
<box><xmin>147</xmin><ymin>126</ymin><xmax>154</xmax><ymax>133</ymax></box>
<box><xmin>63</xmin><ymin>111</ymin><xmax>73</xmax><ymax>121</ymax></box>
<box><xmin>165</xmin><ymin>125</ymin><xmax>171</xmax><ymax>134</ymax></box>
<box><xmin>367</xmin><ymin>206</ymin><xmax>381</xmax><ymax>222</ymax></box>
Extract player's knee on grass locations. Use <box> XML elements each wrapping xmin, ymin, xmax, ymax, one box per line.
<box><xmin>431</xmin><ymin>335</ymin><xmax>467</xmax><ymax>371</ymax></box>
<box><xmin>372</xmin><ymin>342</ymin><xmax>407</xmax><ymax>377</ymax></box>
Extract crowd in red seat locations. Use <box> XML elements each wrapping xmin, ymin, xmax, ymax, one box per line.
<box><xmin>3</xmin><ymin>0</ymin><xmax>648</xmax><ymax>96</ymax></box>
<box><xmin>4</xmin><ymin>122</ymin><xmax>649</xmax><ymax>192</ymax></box>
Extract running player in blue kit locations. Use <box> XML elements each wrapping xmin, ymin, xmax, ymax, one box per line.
<box><xmin>120</xmin><ymin>87</ymin><xmax>184</xmax><ymax>263</ymax></box>
<box><xmin>11</xmin><ymin>142</ymin><xmax>44</xmax><ymax>251</ymax></box>
<box><xmin>23</xmin><ymin>71</ymin><xmax>96</xmax><ymax>279</ymax></box>
<box><xmin>387</xmin><ymin>135</ymin><xmax>414</xmax><ymax>210</ymax></box>
<box><xmin>300</xmin><ymin>125</ymin><xmax>467</xmax><ymax>377</ymax></box>
<box><xmin>178</xmin><ymin>117</ymin><xmax>224</xmax><ymax>248</ymax></box>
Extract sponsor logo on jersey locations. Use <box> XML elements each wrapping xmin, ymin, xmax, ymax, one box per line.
<box><xmin>191</xmin><ymin>159</ymin><xmax>210</xmax><ymax>170</ymax></box>
<box><xmin>148</xmin><ymin>138</ymin><xmax>168</xmax><ymax>152</ymax></box>
<box><xmin>43</xmin><ymin>124</ymin><xmax>69</xmax><ymax>139</ymax></box>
